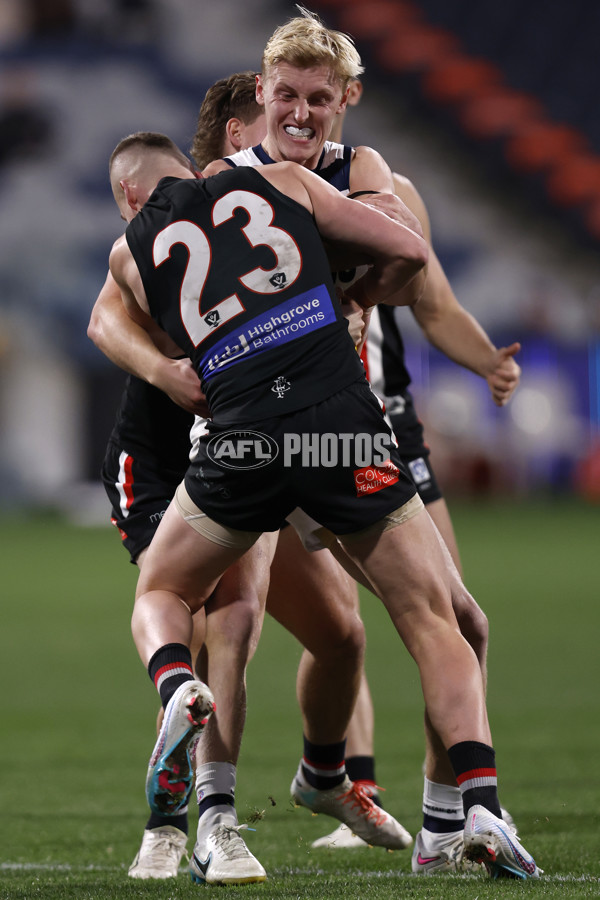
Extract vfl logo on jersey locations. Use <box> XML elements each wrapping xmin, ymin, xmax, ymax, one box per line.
<box><xmin>408</xmin><ymin>457</ymin><xmax>431</xmax><ymax>485</ymax></box>
<box><xmin>354</xmin><ymin>461</ymin><xmax>400</xmax><ymax>497</ymax></box>
<box><xmin>204</xmin><ymin>309</ymin><xmax>221</xmax><ymax>328</ymax></box>
<box><xmin>206</xmin><ymin>430</ymin><xmax>279</xmax><ymax>470</ymax></box>
<box><xmin>269</xmin><ymin>272</ymin><xmax>287</xmax><ymax>289</ymax></box>
<box><xmin>272</xmin><ymin>376</ymin><xmax>291</xmax><ymax>399</ymax></box>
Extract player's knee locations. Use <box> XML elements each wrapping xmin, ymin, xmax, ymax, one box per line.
<box><xmin>322</xmin><ymin>610</ymin><xmax>366</xmax><ymax>663</ymax></box>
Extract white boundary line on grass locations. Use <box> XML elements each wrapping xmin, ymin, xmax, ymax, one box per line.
<box><xmin>2</xmin><ymin>862</ymin><xmax>599</xmax><ymax>883</ymax></box>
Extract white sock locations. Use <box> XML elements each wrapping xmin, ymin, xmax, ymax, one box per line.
<box><xmin>422</xmin><ymin>777</ymin><xmax>465</xmax><ymax>834</ymax></box>
<box><xmin>196</xmin><ymin>762</ymin><xmax>238</xmax><ymax>835</ymax></box>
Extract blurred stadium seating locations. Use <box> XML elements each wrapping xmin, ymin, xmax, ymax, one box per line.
<box><xmin>312</xmin><ymin>0</ymin><xmax>600</xmax><ymax>247</ymax></box>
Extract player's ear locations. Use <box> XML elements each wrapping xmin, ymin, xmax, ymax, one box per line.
<box><xmin>255</xmin><ymin>73</ymin><xmax>265</xmax><ymax>107</ymax></box>
<box><xmin>121</xmin><ymin>179</ymin><xmax>138</xmax><ymax>213</ymax></box>
<box><xmin>347</xmin><ymin>79</ymin><xmax>363</xmax><ymax>108</ymax></box>
<box><xmin>337</xmin><ymin>86</ymin><xmax>349</xmax><ymax>115</ymax></box>
<box><xmin>226</xmin><ymin>117</ymin><xmax>243</xmax><ymax>151</ymax></box>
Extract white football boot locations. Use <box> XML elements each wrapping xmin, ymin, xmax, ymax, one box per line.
<box><xmin>146</xmin><ymin>680</ymin><xmax>215</xmax><ymax>816</ymax></box>
<box><xmin>311</xmin><ymin>822</ymin><xmax>369</xmax><ymax>849</ymax></box>
<box><xmin>128</xmin><ymin>825</ymin><xmax>187</xmax><ymax>879</ymax></box>
<box><xmin>189</xmin><ymin>823</ymin><xmax>266</xmax><ymax>884</ymax></box>
<box><xmin>411</xmin><ymin>828</ymin><xmax>483</xmax><ymax>874</ymax></box>
<box><xmin>464</xmin><ymin>805</ymin><xmax>541</xmax><ymax>879</ymax></box>
<box><xmin>291</xmin><ymin>763</ymin><xmax>412</xmax><ymax>850</ymax></box>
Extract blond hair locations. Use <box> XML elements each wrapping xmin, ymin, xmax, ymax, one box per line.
<box><xmin>262</xmin><ymin>6</ymin><xmax>363</xmax><ymax>88</ymax></box>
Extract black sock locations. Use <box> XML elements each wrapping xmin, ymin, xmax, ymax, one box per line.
<box><xmin>145</xmin><ymin>811</ymin><xmax>188</xmax><ymax>835</ymax></box>
<box><xmin>447</xmin><ymin>741</ymin><xmax>502</xmax><ymax>819</ymax></box>
<box><xmin>147</xmin><ymin>643</ymin><xmax>194</xmax><ymax>709</ymax></box>
<box><xmin>301</xmin><ymin>736</ymin><xmax>346</xmax><ymax>790</ymax></box>
<box><xmin>345</xmin><ymin>755</ymin><xmax>382</xmax><ymax>807</ymax></box>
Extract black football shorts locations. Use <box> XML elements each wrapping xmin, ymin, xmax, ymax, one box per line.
<box><xmin>184</xmin><ymin>379</ymin><xmax>419</xmax><ymax>535</ymax></box>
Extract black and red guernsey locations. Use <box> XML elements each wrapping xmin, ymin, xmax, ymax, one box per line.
<box><xmin>125</xmin><ymin>166</ymin><xmax>365</xmax><ymax>425</ymax></box>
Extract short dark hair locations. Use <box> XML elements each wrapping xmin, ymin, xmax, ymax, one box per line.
<box><xmin>191</xmin><ymin>71</ymin><xmax>261</xmax><ymax>170</ymax></box>
<box><xmin>109</xmin><ymin>131</ymin><xmax>190</xmax><ymax>173</ymax></box>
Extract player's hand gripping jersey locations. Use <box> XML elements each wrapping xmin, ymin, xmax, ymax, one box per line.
<box><xmin>125</xmin><ymin>166</ymin><xmax>365</xmax><ymax>424</ymax></box>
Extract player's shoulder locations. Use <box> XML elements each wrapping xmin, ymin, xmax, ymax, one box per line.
<box><xmin>201</xmin><ymin>158</ymin><xmax>231</xmax><ymax>176</ymax></box>
<box><xmin>351</xmin><ymin>144</ymin><xmax>386</xmax><ymax>164</ymax></box>
<box><xmin>109</xmin><ymin>233</ymin><xmax>128</xmax><ymax>261</ymax></box>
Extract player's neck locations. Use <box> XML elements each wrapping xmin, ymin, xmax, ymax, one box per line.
<box><xmin>261</xmin><ymin>137</ymin><xmax>323</xmax><ymax>172</ymax></box>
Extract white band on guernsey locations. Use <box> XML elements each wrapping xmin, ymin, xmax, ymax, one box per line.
<box><xmin>173</xmin><ymin>481</ymin><xmax>262</xmax><ymax>550</ymax></box>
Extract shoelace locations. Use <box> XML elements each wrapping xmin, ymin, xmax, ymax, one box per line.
<box><xmin>339</xmin><ymin>782</ymin><xmax>388</xmax><ymax>825</ymax></box>
<box><xmin>445</xmin><ymin>832</ymin><xmax>467</xmax><ymax>865</ymax></box>
<box><xmin>144</xmin><ymin>831</ymin><xmax>187</xmax><ymax>866</ymax></box>
<box><xmin>212</xmin><ymin>824</ymin><xmax>255</xmax><ymax>860</ymax></box>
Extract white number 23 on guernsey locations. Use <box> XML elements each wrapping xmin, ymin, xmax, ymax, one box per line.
<box><xmin>152</xmin><ymin>190</ymin><xmax>302</xmax><ymax>347</ymax></box>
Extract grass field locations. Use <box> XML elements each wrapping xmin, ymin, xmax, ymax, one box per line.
<box><xmin>2</xmin><ymin>497</ymin><xmax>599</xmax><ymax>899</ymax></box>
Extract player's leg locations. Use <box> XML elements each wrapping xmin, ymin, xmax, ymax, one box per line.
<box><xmin>267</xmin><ymin>525</ymin><xmax>364</xmax><ymax>744</ymax></box>
<box><xmin>132</xmin><ymin>489</ymin><xmax>259</xmax><ymax>829</ymax></box>
<box><xmin>102</xmin><ymin>438</ymin><xmax>200</xmax><ymax>879</ymax></box>
<box><xmin>338</xmin><ymin>509</ymin><xmax>540</xmax><ymax>878</ymax></box>
<box><xmin>427</xmin><ymin>497</ymin><xmax>488</xmax><ymax>675</ymax></box>
<box><xmin>417</xmin><ymin>497</ymin><xmax>492</xmax><ymax>873</ymax></box>
<box><xmin>393</xmin><ymin>431</ymin><xmax>492</xmax><ymax>871</ymax></box>
<box><xmin>340</xmin><ymin>507</ymin><xmax>489</xmax><ymax>750</ymax></box>
<box><xmin>288</xmin><ymin>529</ymin><xmax>391</xmax><ymax>850</ymax></box>
<box><xmin>190</xmin><ymin>534</ymin><xmax>276</xmax><ymax>886</ymax></box>
<box><xmin>267</xmin><ymin>525</ymin><xmax>412</xmax><ymax>850</ymax></box>
<box><xmin>310</xmin><ymin>671</ymin><xmax>381</xmax><ymax>849</ymax></box>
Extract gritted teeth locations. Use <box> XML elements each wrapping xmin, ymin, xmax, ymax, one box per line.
<box><xmin>285</xmin><ymin>125</ymin><xmax>314</xmax><ymax>138</ymax></box>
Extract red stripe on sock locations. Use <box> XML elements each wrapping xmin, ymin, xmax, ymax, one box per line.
<box><xmin>456</xmin><ymin>767</ymin><xmax>497</xmax><ymax>785</ymax></box>
<box><xmin>153</xmin><ymin>661</ymin><xmax>193</xmax><ymax>687</ymax></box>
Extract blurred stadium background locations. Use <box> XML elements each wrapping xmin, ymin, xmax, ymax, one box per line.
<box><xmin>1</xmin><ymin>0</ymin><xmax>599</xmax><ymax>518</ymax></box>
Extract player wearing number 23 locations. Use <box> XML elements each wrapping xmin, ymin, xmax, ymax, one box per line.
<box><xmin>125</xmin><ymin>166</ymin><xmax>363</xmax><ymax>426</ymax></box>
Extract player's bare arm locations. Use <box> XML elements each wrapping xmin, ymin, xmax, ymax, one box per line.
<box><xmin>393</xmin><ymin>174</ymin><xmax>521</xmax><ymax>406</ymax></box>
<box><xmin>349</xmin><ymin>147</ymin><xmax>424</xmax><ymax>238</ymax></box>
<box><xmin>88</xmin><ymin>268</ymin><xmax>209</xmax><ymax>415</ymax></box>
<box><xmin>259</xmin><ymin>162</ymin><xmax>428</xmax><ymax>307</ymax></box>
<box><xmin>107</xmin><ymin>237</ymin><xmax>210</xmax><ymax>416</ymax></box>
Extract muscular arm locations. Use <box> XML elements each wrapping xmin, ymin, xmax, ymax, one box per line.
<box><xmin>348</xmin><ymin>147</ymin><xmax>427</xmax><ymax>305</ymax></box>
<box><xmin>260</xmin><ymin>162</ymin><xmax>428</xmax><ymax>308</ymax></box>
<box><xmin>90</xmin><ymin>265</ymin><xmax>209</xmax><ymax>415</ymax></box>
<box><xmin>393</xmin><ymin>173</ymin><xmax>521</xmax><ymax>407</ymax></box>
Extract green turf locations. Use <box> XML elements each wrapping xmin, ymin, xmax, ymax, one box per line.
<box><xmin>2</xmin><ymin>498</ymin><xmax>599</xmax><ymax>899</ymax></box>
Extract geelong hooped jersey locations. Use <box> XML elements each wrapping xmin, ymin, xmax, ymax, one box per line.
<box><xmin>226</xmin><ymin>142</ymin><xmax>412</xmax><ymax>402</ymax></box>
<box><xmin>125</xmin><ymin>166</ymin><xmax>364</xmax><ymax>424</ymax></box>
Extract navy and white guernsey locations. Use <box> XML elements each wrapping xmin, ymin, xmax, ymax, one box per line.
<box><xmin>225</xmin><ymin>142</ymin><xmax>413</xmax><ymax>418</ymax></box>
<box><xmin>125</xmin><ymin>166</ymin><xmax>365</xmax><ymax>425</ymax></box>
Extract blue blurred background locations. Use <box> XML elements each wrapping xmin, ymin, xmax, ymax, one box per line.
<box><xmin>0</xmin><ymin>0</ymin><xmax>598</xmax><ymax>517</ymax></box>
